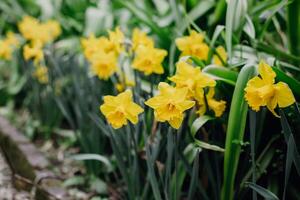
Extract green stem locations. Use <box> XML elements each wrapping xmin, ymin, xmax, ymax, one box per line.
<box><xmin>287</xmin><ymin>0</ymin><xmax>300</xmax><ymax>60</ymax></box>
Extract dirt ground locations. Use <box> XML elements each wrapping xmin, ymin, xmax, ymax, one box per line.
<box><xmin>0</xmin><ymin>148</ymin><xmax>30</xmax><ymax>200</ymax></box>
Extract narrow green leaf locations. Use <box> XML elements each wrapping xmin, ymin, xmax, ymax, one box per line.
<box><xmin>171</xmin><ymin>144</ymin><xmax>198</xmax><ymax>200</ymax></box>
<box><xmin>225</xmin><ymin>0</ymin><xmax>247</xmax><ymax>58</ymax></box>
<box><xmin>279</xmin><ymin>110</ymin><xmax>300</xmax><ymax>176</ymax></box>
<box><xmin>283</xmin><ymin>134</ymin><xmax>294</xmax><ymax>200</ymax></box>
<box><xmin>246</xmin><ymin>182</ymin><xmax>279</xmax><ymax>200</ymax></box>
<box><xmin>194</xmin><ymin>140</ymin><xmax>225</xmax><ymax>152</ymax></box>
<box><xmin>209</xmin><ymin>0</ymin><xmax>226</xmax><ymax>25</ymax></box>
<box><xmin>70</xmin><ymin>153</ymin><xmax>112</xmax><ymax>170</ymax></box>
<box><xmin>222</xmin><ymin>64</ymin><xmax>256</xmax><ymax>200</ymax></box>
<box><xmin>287</xmin><ymin>0</ymin><xmax>300</xmax><ymax>57</ymax></box>
<box><xmin>249</xmin><ymin>110</ymin><xmax>257</xmax><ymax>200</ymax></box>
<box><xmin>190</xmin><ymin>115</ymin><xmax>214</xmax><ymax>137</ymax></box>
<box><xmin>203</xmin><ymin>65</ymin><xmax>238</xmax><ymax>86</ymax></box>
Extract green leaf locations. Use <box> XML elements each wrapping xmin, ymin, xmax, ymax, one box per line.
<box><xmin>190</xmin><ymin>115</ymin><xmax>214</xmax><ymax>137</ymax></box>
<box><xmin>171</xmin><ymin>144</ymin><xmax>199</xmax><ymax>200</ymax></box>
<box><xmin>246</xmin><ymin>182</ymin><xmax>279</xmax><ymax>200</ymax></box>
<box><xmin>243</xmin><ymin>15</ymin><xmax>255</xmax><ymax>39</ymax></box>
<box><xmin>287</xmin><ymin>0</ymin><xmax>300</xmax><ymax>58</ymax></box>
<box><xmin>63</xmin><ymin>176</ymin><xmax>85</xmax><ymax>187</ymax></box>
<box><xmin>203</xmin><ymin>65</ymin><xmax>238</xmax><ymax>86</ymax></box>
<box><xmin>187</xmin><ymin>0</ymin><xmax>215</xmax><ymax>22</ymax></box>
<box><xmin>221</xmin><ymin>64</ymin><xmax>256</xmax><ymax>200</ymax></box>
<box><xmin>70</xmin><ymin>153</ymin><xmax>112</xmax><ymax>170</ymax></box>
<box><xmin>225</xmin><ymin>0</ymin><xmax>247</xmax><ymax>58</ymax></box>
<box><xmin>194</xmin><ymin>140</ymin><xmax>225</xmax><ymax>152</ymax></box>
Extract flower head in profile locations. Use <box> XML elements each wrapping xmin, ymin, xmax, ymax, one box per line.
<box><xmin>33</xmin><ymin>65</ymin><xmax>49</xmax><ymax>84</ymax></box>
<box><xmin>108</xmin><ymin>27</ymin><xmax>125</xmax><ymax>55</ymax></box>
<box><xmin>175</xmin><ymin>30</ymin><xmax>209</xmax><ymax>61</ymax></box>
<box><xmin>90</xmin><ymin>50</ymin><xmax>118</xmax><ymax>80</ymax></box>
<box><xmin>245</xmin><ymin>61</ymin><xmax>295</xmax><ymax>117</ymax></box>
<box><xmin>23</xmin><ymin>41</ymin><xmax>44</xmax><ymax>64</ymax></box>
<box><xmin>145</xmin><ymin>82</ymin><xmax>195</xmax><ymax>129</ymax></box>
<box><xmin>100</xmin><ymin>90</ymin><xmax>144</xmax><ymax>129</ymax></box>
<box><xmin>131</xmin><ymin>28</ymin><xmax>154</xmax><ymax>51</ymax></box>
<box><xmin>196</xmin><ymin>87</ymin><xmax>226</xmax><ymax>117</ymax></box>
<box><xmin>213</xmin><ymin>46</ymin><xmax>227</xmax><ymax>66</ymax></box>
<box><xmin>132</xmin><ymin>45</ymin><xmax>167</xmax><ymax>75</ymax></box>
<box><xmin>169</xmin><ymin>61</ymin><xmax>216</xmax><ymax>98</ymax></box>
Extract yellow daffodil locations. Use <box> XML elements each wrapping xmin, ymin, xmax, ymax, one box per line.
<box><xmin>43</xmin><ymin>20</ymin><xmax>61</xmax><ymax>40</ymax></box>
<box><xmin>169</xmin><ymin>61</ymin><xmax>216</xmax><ymax>98</ymax></box>
<box><xmin>100</xmin><ymin>90</ymin><xmax>144</xmax><ymax>129</ymax></box>
<box><xmin>18</xmin><ymin>16</ymin><xmax>40</xmax><ymax>41</ymax></box>
<box><xmin>175</xmin><ymin>30</ymin><xmax>209</xmax><ymax>61</ymax></box>
<box><xmin>23</xmin><ymin>42</ymin><xmax>44</xmax><ymax>64</ymax></box>
<box><xmin>244</xmin><ymin>61</ymin><xmax>295</xmax><ymax>117</ymax></box>
<box><xmin>0</xmin><ymin>40</ymin><xmax>13</xmax><ymax>60</ymax></box>
<box><xmin>33</xmin><ymin>65</ymin><xmax>49</xmax><ymax>84</ymax></box>
<box><xmin>132</xmin><ymin>45</ymin><xmax>167</xmax><ymax>75</ymax></box>
<box><xmin>81</xmin><ymin>34</ymin><xmax>107</xmax><ymax>61</ymax></box>
<box><xmin>196</xmin><ymin>87</ymin><xmax>226</xmax><ymax>117</ymax></box>
<box><xmin>0</xmin><ymin>32</ymin><xmax>19</xmax><ymax>60</ymax></box>
<box><xmin>108</xmin><ymin>27</ymin><xmax>125</xmax><ymax>55</ymax></box>
<box><xmin>18</xmin><ymin>16</ymin><xmax>61</xmax><ymax>45</ymax></box>
<box><xmin>145</xmin><ymin>82</ymin><xmax>195</xmax><ymax>129</ymax></box>
<box><xmin>131</xmin><ymin>28</ymin><xmax>154</xmax><ymax>51</ymax></box>
<box><xmin>90</xmin><ymin>50</ymin><xmax>118</xmax><ymax>80</ymax></box>
<box><xmin>213</xmin><ymin>46</ymin><xmax>227</xmax><ymax>66</ymax></box>
<box><xmin>5</xmin><ymin>32</ymin><xmax>19</xmax><ymax>47</ymax></box>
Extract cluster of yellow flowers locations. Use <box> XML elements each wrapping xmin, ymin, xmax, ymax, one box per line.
<box><xmin>245</xmin><ymin>61</ymin><xmax>295</xmax><ymax>116</ymax></box>
<box><xmin>176</xmin><ymin>30</ymin><xmax>227</xmax><ymax>66</ymax></box>
<box><xmin>81</xmin><ymin>28</ymin><xmax>168</xmax><ymax>86</ymax></box>
<box><xmin>18</xmin><ymin>16</ymin><xmax>61</xmax><ymax>84</ymax></box>
<box><xmin>81</xmin><ymin>27</ymin><xmax>124</xmax><ymax>80</ymax></box>
<box><xmin>0</xmin><ymin>32</ymin><xmax>19</xmax><ymax>60</ymax></box>
<box><xmin>99</xmin><ymin>29</ymin><xmax>227</xmax><ymax>129</ymax></box>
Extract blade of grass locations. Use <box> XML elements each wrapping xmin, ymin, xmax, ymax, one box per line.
<box><xmin>221</xmin><ymin>64</ymin><xmax>256</xmax><ymax>200</ymax></box>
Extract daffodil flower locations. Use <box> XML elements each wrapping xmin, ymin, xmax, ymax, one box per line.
<box><xmin>132</xmin><ymin>45</ymin><xmax>167</xmax><ymax>75</ymax></box>
<box><xmin>196</xmin><ymin>87</ymin><xmax>226</xmax><ymax>117</ymax></box>
<box><xmin>145</xmin><ymin>82</ymin><xmax>195</xmax><ymax>129</ymax></box>
<box><xmin>175</xmin><ymin>30</ymin><xmax>209</xmax><ymax>61</ymax></box>
<box><xmin>23</xmin><ymin>41</ymin><xmax>44</xmax><ymax>64</ymax></box>
<box><xmin>18</xmin><ymin>16</ymin><xmax>61</xmax><ymax>45</ymax></box>
<box><xmin>108</xmin><ymin>27</ymin><xmax>125</xmax><ymax>55</ymax></box>
<box><xmin>90</xmin><ymin>50</ymin><xmax>118</xmax><ymax>80</ymax></box>
<box><xmin>244</xmin><ymin>61</ymin><xmax>295</xmax><ymax>117</ymax></box>
<box><xmin>169</xmin><ymin>61</ymin><xmax>216</xmax><ymax>98</ymax></box>
<box><xmin>33</xmin><ymin>65</ymin><xmax>49</xmax><ymax>84</ymax></box>
<box><xmin>131</xmin><ymin>28</ymin><xmax>154</xmax><ymax>51</ymax></box>
<box><xmin>100</xmin><ymin>90</ymin><xmax>144</xmax><ymax>129</ymax></box>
